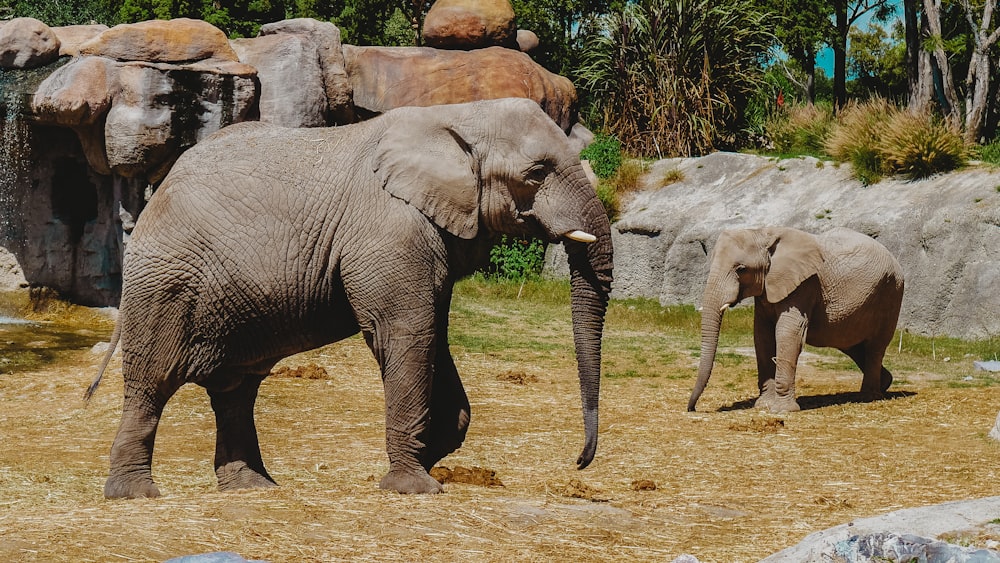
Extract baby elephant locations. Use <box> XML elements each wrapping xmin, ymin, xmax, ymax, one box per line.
<box><xmin>688</xmin><ymin>226</ymin><xmax>904</xmax><ymax>413</ymax></box>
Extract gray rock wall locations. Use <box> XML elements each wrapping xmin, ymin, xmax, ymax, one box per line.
<box><xmin>546</xmin><ymin>152</ymin><xmax>1000</xmax><ymax>340</ymax></box>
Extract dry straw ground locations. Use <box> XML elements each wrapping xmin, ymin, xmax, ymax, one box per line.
<box><xmin>1</xmin><ymin>280</ymin><xmax>998</xmax><ymax>562</ymax></box>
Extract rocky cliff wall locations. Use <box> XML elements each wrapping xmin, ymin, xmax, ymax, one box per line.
<box><xmin>546</xmin><ymin>152</ymin><xmax>1000</xmax><ymax>340</ymax></box>
<box><xmin>0</xmin><ymin>10</ymin><xmax>582</xmax><ymax>306</ymax></box>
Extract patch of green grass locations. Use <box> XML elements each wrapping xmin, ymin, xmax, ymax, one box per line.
<box><xmin>605</xmin><ymin>369</ymin><xmax>661</xmax><ymax>379</ymax></box>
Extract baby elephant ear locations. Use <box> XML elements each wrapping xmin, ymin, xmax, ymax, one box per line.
<box><xmin>764</xmin><ymin>227</ymin><xmax>825</xmax><ymax>303</ymax></box>
<box><xmin>374</xmin><ymin>107</ymin><xmax>479</xmax><ymax>239</ymax></box>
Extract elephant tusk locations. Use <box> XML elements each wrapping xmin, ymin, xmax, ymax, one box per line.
<box><xmin>565</xmin><ymin>230</ymin><xmax>597</xmax><ymax>243</ymax></box>
<box><xmin>719</xmin><ymin>303</ymin><xmax>730</xmax><ymax>312</ymax></box>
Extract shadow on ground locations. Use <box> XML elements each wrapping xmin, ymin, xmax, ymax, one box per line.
<box><xmin>719</xmin><ymin>391</ymin><xmax>917</xmax><ymax>412</ymax></box>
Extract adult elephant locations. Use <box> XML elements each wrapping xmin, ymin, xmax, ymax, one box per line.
<box><xmin>87</xmin><ymin>98</ymin><xmax>613</xmax><ymax>498</ymax></box>
<box><xmin>688</xmin><ymin>226</ymin><xmax>903</xmax><ymax>413</ymax></box>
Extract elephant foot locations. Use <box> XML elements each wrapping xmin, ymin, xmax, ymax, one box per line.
<box><xmin>216</xmin><ymin>461</ymin><xmax>278</xmax><ymax>492</ymax></box>
<box><xmin>104</xmin><ymin>472</ymin><xmax>161</xmax><ymax>499</ymax></box>
<box><xmin>755</xmin><ymin>393</ymin><xmax>800</xmax><ymax>413</ymax></box>
<box><xmin>379</xmin><ymin>467</ymin><xmax>444</xmax><ymax>494</ymax></box>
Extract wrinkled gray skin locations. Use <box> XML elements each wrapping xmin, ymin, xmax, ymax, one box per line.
<box><xmin>90</xmin><ymin>98</ymin><xmax>613</xmax><ymax>498</ymax></box>
<box><xmin>688</xmin><ymin>227</ymin><xmax>903</xmax><ymax>413</ymax></box>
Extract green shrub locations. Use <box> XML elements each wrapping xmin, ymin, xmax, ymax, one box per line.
<box><xmin>580</xmin><ymin>133</ymin><xmax>623</xmax><ymax>179</ymax></box>
<box><xmin>973</xmin><ymin>138</ymin><xmax>1000</xmax><ymax>165</ymax></box>
<box><xmin>487</xmin><ymin>236</ymin><xmax>547</xmax><ymax>281</ymax></box>
<box><xmin>766</xmin><ymin>103</ymin><xmax>835</xmax><ymax>157</ymax></box>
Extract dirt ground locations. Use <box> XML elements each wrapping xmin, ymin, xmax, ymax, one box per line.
<box><xmin>0</xmin><ymin>286</ymin><xmax>998</xmax><ymax>562</ymax></box>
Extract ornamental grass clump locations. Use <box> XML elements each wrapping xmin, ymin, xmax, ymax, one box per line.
<box><xmin>826</xmin><ymin>98</ymin><xmax>967</xmax><ymax>184</ymax></box>
<box><xmin>766</xmin><ymin>102</ymin><xmax>835</xmax><ymax>156</ymax></box>
<box><xmin>881</xmin><ymin>111</ymin><xmax>967</xmax><ymax>180</ymax></box>
<box><xmin>825</xmin><ymin>98</ymin><xmax>892</xmax><ymax>185</ymax></box>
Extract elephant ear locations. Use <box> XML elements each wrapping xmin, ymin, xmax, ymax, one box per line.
<box><xmin>764</xmin><ymin>228</ymin><xmax>824</xmax><ymax>303</ymax></box>
<box><xmin>374</xmin><ymin>107</ymin><xmax>480</xmax><ymax>239</ymax></box>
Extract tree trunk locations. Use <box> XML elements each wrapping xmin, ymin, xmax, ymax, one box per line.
<box><xmin>804</xmin><ymin>49</ymin><xmax>817</xmax><ymax>104</ymax></box>
<box><xmin>833</xmin><ymin>0</ymin><xmax>849</xmax><ymax>111</ymax></box>
<box><xmin>905</xmin><ymin>0</ymin><xmax>922</xmax><ymax>109</ymax></box>
<box><xmin>923</xmin><ymin>0</ymin><xmax>963</xmax><ymax>127</ymax></box>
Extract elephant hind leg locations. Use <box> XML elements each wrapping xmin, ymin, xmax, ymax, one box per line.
<box><xmin>105</xmin><ymin>375</ymin><xmax>183</xmax><ymax>499</ymax></box>
<box><xmin>207</xmin><ymin>374</ymin><xmax>277</xmax><ymax>492</ymax></box>
<box><xmin>844</xmin><ymin>342</ymin><xmax>890</xmax><ymax>400</ymax></box>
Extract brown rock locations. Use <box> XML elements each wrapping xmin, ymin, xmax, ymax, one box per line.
<box><xmin>344</xmin><ymin>45</ymin><xmax>577</xmax><ymax>131</ymax></box>
<box><xmin>52</xmin><ymin>24</ymin><xmax>109</xmax><ymax>57</ymax></box>
<box><xmin>515</xmin><ymin>29</ymin><xmax>539</xmax><ymax>53</ymax></box>
<box><xmin>422</xmin><ymin>0</ymin><xmax>517</xmax><ymax>49</ymax></box>
<box><xmin>32</xmin><ymin>55</ymin><xmax>119</xmax><ymax>127</ymax></box>
<box><xmin>78</xmin><ymin>18</ymin><xmax>238</xmax><ymax>63</ymax></box>
<box><xmin>0</xmin><ymin>17</ymin><xmax>61</xmax><ymax>69</ymax></box>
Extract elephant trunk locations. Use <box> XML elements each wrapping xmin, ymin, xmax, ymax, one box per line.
<box><xmin>565</xmin><ymin>196</ymin><xmax>613</xmax><ymax>469</ymax></box>
<box><xmin>688</xmin><ymin>272</ymin><xmax>736</xmax><ymax>412</ymax></box>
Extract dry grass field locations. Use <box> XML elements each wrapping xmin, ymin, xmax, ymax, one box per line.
<box><xmin>1</xmin><ymin>279</ymin><xmax>998</xmax><ymax>562</ymax></box>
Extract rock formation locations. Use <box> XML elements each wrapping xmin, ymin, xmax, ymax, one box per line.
<box><xmin>0</xmin><ymin>2</ymin><xmax>577</xmax><ymax>306</ymax></box>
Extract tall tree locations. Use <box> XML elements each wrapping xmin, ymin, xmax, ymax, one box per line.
<box><xmin>829</xmin><ymin>0</ymin><xmax>894</xmax><ymax>109</ymax></box>
<box><xmin>958</xmin><ymin>0</ymin><xmax>1000</xmax><ymax>143</ymax></box>
<box><xmin>755</xmin><ymin>0</ymin><xmax>832</xmax><ymax>103</ymax></box>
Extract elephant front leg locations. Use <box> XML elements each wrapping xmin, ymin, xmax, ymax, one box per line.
<box><xmin>753</xmin><ymin>307</ymin><xmax>779</xmax><ymax>410</ymax></box>
<box><xmin>105</xmin><ymin>376</ymin><xmax>181</xmax><ymax>499</ymax></box>
<box><xmin>763</xmin><ymin>308</ymin><xmax>808</xmax><ymax>413</ymax></box>
<box><xmin>207</xmin><ymin>375</ymin><xmax>277</xmax><ymax>491</ymax></box>
<box><xmin>420</xmin><ymin>340</ymin><xmax>471</xmax><ymax>471</ymax></box>
<box><xmin>366</xmin><ymin>328</ymin><xmax>444</xmax><ymax>494</ymax></box>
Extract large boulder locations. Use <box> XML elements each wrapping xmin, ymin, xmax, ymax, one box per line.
<box><xmin>230</xmin><ymin>18</ymin><xmax>355</xmax><ymax>127</ymax></box>
<box><xmin>52</xmin><ymin>24</ymin><xmax>109</xmax><ymax>57</ymax></box>
<box><xmin>422</xmin><ymin>0</ymin><xmax>517</xmax><ymax>49</ymax></box>
<box><xmin>230</xmin><ymin>34</ymin><xmax>328</xmax><ymax>127</ymax></box>
<box><xmin>259</xmin><ymin>18</ymin><xmax>354</xmax><ymax>125</ymax></box>
<box><xmin>0</xmin><ymin>17</ymin><xmax>61</xmax><ymax>69</ymax></box>
<box><xmin>343</xmin><ymin>45</ymin><xmax>577</xmax><ymax>131</ymax></box>
<box><xmin>78</xmin><ymin>18</ymin><xmax>239</xmax><ymax>63</ymax></box>
<box><xmin>104</xmin><ymin>60</ymin><xmax>257</xmax><ymax>181</ymax></box>
<box><xmin>31</xmin><ymin>52</ymin><xmax>257</xmax><ymax>181</ymax></box>
<box><xmin>32</xmin><ymin>55</ymin><xmax>118</xmax><ymax>127</ymax></box>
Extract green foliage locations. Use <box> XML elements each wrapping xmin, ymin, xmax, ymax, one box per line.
<box><xmin>510</xmin><ymin>0</ymin><xmax>619</xmax><ymax>76</ymax></box>
<box><xmin>577</xmin><ymin>0</ymin><xmax>775</xmax><ymax>158</ymax></box>
<box><xmin>973</xmin><ymin>137</ymin><xmax>1000</xmax><ymax>166</ymax></box>
<box><xmin>846</xmin><ymin>21</ymin><xmax>907</xmax><ymax>103</ymax></box>
<box><xmin>580</xmin><ymin>133</ymin><xmax>622</xmax><ymax>179</ymax></box>
<box><xmin>486</xmin><ymin>236</ymin><xmax>547</xmax><ymax>282</ymax></box>
<box><xmin>765</xmin><ymin>102</ymin><xmax>834</xmax><ymax>157</ymax></box>
<box><xmin>2</xmin><ymin>0</ymin><xmax>122</xmax><ymax>26</ymax></box>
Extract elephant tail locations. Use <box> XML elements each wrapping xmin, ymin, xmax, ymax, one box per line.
<box><xmin>84</xmin><ymin>321</ymin><xmax>121</xmax><ymax>402</ymax></box>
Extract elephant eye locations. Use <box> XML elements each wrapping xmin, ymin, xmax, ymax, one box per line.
<box><xmin>735</xmin><ymin>264</ymin><xmax>747</xmax><ymax>274</ymax></box>
<box><xmin>525</xmin><ymin>163</ymin><xmax>549</xmax><ymax>186</ymax></box>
